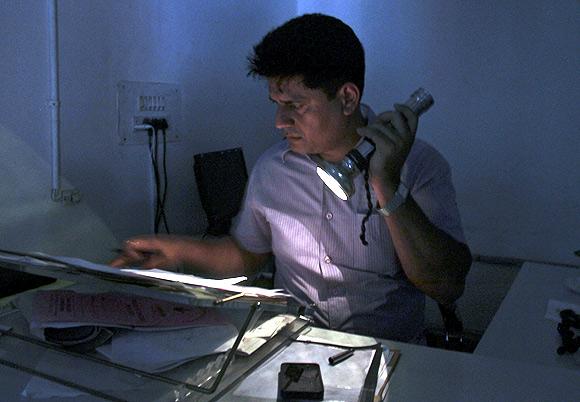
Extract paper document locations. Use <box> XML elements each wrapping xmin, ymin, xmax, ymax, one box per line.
<box><xmin>16</xmin><ymin>289</ymin><xmax>241</xmax><ymax>374</ymax></box>
<box><xmin>121</xmin><ymin>268</ymin><xmax>289</xmax><ymax>298</ymax></box>
<box><xmin>96</xmin><ymin>324</ymin><xmax>238</xmax><ymax>373</ymax></box>
<box><xmin>29</xmin><ymin>290</ymin><xmax>232</xmax><ymax>330</ymax></box>
<box><xmin>0</xmin><ymin>250</ymin><xmax>289</xmax><ymax>299</ymax></box>
<box><xmin>237</xmin><ymin>314</ymin><xmax>297</xmax><ymax>355</ymax></box>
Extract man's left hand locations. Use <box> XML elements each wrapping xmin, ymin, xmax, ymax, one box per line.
<box><xmin>357</xmin><ymin>103</ymin><xmax>418</xmax><ymax>194</ymax></box>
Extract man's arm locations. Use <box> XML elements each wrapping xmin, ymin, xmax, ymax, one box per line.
<box><xmin>359</xmin><ymin>104</ymin><xmax>472</xmax><ymax>305</ymax></box>
<box><xmin>374</xmin><ymin>184</ymin><xmax>472</xmax><ymax>304</ymax></box>
<box><xmin>111</xmin><ymin>235</ymin><xmax>271</xmax><ymax>278</ymax></box>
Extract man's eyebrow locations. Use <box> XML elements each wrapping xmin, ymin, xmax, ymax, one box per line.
<box><xmin>269</xmin><ymin>96</ymin><xmax>296</xmax><ymax>104</ymax></box>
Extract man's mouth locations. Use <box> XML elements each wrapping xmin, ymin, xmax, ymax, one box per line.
<box><xmin>285</xmin><ymin>133</ymin><xmax>303</xmax><ymax>140</ymax></box>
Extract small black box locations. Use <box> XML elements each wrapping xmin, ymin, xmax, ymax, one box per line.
<box><xmin>278</xmin><ymin>362</ymin><xmax>324</xmax><ymax>400</ymax></box>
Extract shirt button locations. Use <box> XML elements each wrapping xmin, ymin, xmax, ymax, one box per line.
<box><xmin>324</xmin><ymin>255</ymin><xmax>332</xmax><ymax>264</ymax></box>
<box><xmin>325</xmin><ymin>212</ymin><xmax>333</xmax><ymax>220</ymax></box>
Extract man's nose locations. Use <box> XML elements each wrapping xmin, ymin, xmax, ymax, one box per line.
<box><xmin>275</xmin><ymin>106</ymin><xmax>293</xmax><ymax>129</ymax></box>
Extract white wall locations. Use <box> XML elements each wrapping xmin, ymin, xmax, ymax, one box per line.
<box><xmin>299</xmin><ymin>0</ymin><xmax>580</xmax><ymax>266</ymax></box>
<box><xmin>1</xmin><ymin>0</ymin><xmax>296</xmax><ymax>262</ymax></box>
<box><xmin>1</xmin><ymin>1</ymin><xmax>578</xmax><ymax>267</ymax></box>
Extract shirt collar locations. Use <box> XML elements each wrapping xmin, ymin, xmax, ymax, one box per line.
<box><xmin>281</xmin><ymin>103</ymin><xmax>376</xmax><ymax>163</ymax></box>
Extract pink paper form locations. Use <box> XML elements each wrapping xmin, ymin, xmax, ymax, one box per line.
<box><xmin>32</xmin><ymin>290</ymin><xmax>230</xmax><ymax>329</ymax></box>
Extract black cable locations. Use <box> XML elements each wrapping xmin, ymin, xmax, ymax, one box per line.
<box><xmin>145</xmin><ymin>119</ymin><xmax>170</xmax><ymax>234</ymax></box>
<box><xmin>148</xmin><ymin>128</ymin><xmax>161</xmax><ymax>234</ymax></box>
<box><xmin>159</xmin><ymin>127</ymin><xmax>170</xmax><ymax>233</ymax></box>
<box><xmin>359</xmin><ymin>167</ymin><xmax>373</xmax><ymax>246</ymax></box>
<box><xmin>358</xmin><ymin>142</ymin><xmax>375</xmax><ymax>246</ymax></box>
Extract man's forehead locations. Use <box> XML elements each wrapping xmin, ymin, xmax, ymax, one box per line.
<box><xmin>268</xmin><ymin>76</ymin><xmax>310</xmax><ymax>98</ymax></box>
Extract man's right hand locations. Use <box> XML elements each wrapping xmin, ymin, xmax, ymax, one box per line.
<box><xmin>110</xmin><ymin>235</ymin><xmax>185</xmax><ymax>269</ymax></box>
<box><xmin>111</xmin><ymin>235</ymin><xmax>269</xmax><ymax>279</ymax></box>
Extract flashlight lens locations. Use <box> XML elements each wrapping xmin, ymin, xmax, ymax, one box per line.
<box><xmin>316</xmin><ymin>167</ymin><xmax>348</xmax><ymax>200</ymax></box>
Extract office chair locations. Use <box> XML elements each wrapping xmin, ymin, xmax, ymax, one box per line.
<box><xmin>437</xmin><ymin>302</ymin><xmax>465</xmax><ymax>350</ymax></box>
<box><xmin>193</xmin><ymin>147</ymin><xmax>248</xmax><ymax>237</ymax></box>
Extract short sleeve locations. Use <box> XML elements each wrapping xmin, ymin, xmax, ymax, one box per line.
<box><xmin>403</xmin><ymin>141</ymin><xmax>466</xmax><ymax>244</ymax></box>
<box><xmin>230</xmin><ymin>162</ymin><xmax>273</xmax><ymax>254</ymax></box>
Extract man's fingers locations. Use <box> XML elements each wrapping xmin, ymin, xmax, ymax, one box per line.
<box><xmin>376</xmin><ymin>104</ymin><xmax>418</xmax><ymax>136</ymax></box>
<box><xmin>140</xmin><ymin>255</ymin><xmax>169</xmax><ymax>269</ymax></box>
<box><xmin>358</xmin><ymin>124</ymin><xmax>402</xmax><ymax>149</ymax></box>
<box><xmin>109</xmin><ymin>237</ymin><xmax>162</xmax><ymax>267</ymax></box>
<box><xmin>110</xmin><ymin>256</ymin><xmax>130</xmax><ymax>267</ymax></box>
<box><xmin>394</xmin><ymin>103</ymin><xmax>418</xmax><ymax>134</ymax></box>
<box><xmin>125</xmin><ymin>238</ymin><xmax>159</xmax><ymax>252</ymax></box>
<box><xmin>390</xmin><ymin>108</ymin><xmax>411</xmax><ymax>138</ymax></box>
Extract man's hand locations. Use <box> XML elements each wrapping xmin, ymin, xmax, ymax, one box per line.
<box><xmin>110</xmin><ymin>235</ymin><xmax>269</xmax><ymax>278</ymax></box>
<box><xmin>357</xmin><ymin>104</ymin><xmax>472</xmax><ymax>304</ymax></box>
<box><xmin>110</xmin><ymin>235</ymin><xmax>186</xmax><ymax>269</ymax></box>
<box><xmin>357</xmin><ymin>104</ymin><xmax>418</xmax><ymax>196</ymax></box>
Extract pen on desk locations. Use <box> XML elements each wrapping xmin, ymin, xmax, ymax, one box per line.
<box><xmin>328</xmin><ymin>348</ymin><xmax>355</xmax><ymax>366</ymax></box>
<box><xmin>213</xmin><ymin>292</ymin><xmax>246</xmax><ymax>305</ymax></box>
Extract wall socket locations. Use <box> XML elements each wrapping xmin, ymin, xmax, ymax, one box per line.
<box><xmin>117</xmin><ymin>81</ymin><xmax>182</xmax><ymax>145</ymax></box>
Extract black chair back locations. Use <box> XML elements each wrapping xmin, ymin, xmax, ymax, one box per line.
<box><xmin>193</xmin><ymin>147</ymin><xmax>248</xmax><ymax>236</ymax></box>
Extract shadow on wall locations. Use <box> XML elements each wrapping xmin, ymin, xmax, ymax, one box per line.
<box><xmin>0</xmin><ymin>125</ymin><xmax>118</xmax><ymax>263</ymax></box>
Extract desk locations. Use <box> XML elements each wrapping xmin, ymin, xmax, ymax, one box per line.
<box><xmin>2</xmin><ymin>261</ymin><xmax>580</xmax><ymax>401</ymax></box>
<box><xmin>2</xmin><ymin>322</ymin><xmax>580</xmax><ymax>401</ymax></box>
<box><xmin>475</xmin><ymin>262</ymin><xmax>580</xmax><ymax>370</ymax></box>
<box><xmin>379</xmin><ymin>340</ymin><xmax>579</xmax><ymax>402</ymax></box>
<box><xmin>217</xmin><ymin>329</ymin><xmax>580</xmax><ymax>402</ymax></box>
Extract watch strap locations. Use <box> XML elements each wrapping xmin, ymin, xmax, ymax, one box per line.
<box><xmin>377</xmin><ymin>182</ymin><xmax>409</xmax><ymax>217</ymax></box>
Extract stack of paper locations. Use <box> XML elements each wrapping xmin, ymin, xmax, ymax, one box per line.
<box><xmin>0</xmin><ymin>250</ymin><xmax>290</xmax><ymax>299</ymax></box>
<box><xmin>96</xmin><ymin>324</ymin><xmax>237</xmax><ymax>373</ymax></box>
<box><xmin>17</xmin><ymin>289</ymin><xmax>239</xmax><ymax>373</ymax></box>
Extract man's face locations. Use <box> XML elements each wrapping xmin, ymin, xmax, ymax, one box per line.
<box><xmin>268</xmin><ymin>77</ymin><xmax>355</xmax><ymax>162</ymax></box>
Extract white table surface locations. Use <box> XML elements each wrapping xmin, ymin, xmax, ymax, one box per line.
<box><xmin>474</xmin><ymin>262</ymin><xmax>580</xmax><ymax>370</ymax></box>
<box><xmin>2</xmin><ymin>264</ymin><xmax>580</xmax><ymax>401</ymax></box>
<box><xmin>379</xmin><ymin>339</ymin><xmax>580</xmax><ymax>402</ymax></box>
<box><xmin>3</xmin><ymin>331</ymin><xmax>579</xmax><ymax>402</ymax></box>
<box><xmin>223</xmin><ymin>333</ymin><xmax>580</xmax><ymax>401</ymax></box>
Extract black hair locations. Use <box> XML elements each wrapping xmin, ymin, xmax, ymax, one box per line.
<box><xmin>247</xmin><ymin>13</ymin><xmax>365</xmax><ymax>99</ymax></box>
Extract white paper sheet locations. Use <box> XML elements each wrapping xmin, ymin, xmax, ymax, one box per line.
<box><xmin>28</xmin><ymin>289</ymin><xmax>233</xmax><ymax>330</ymax></box>
<box><xmin>0</xmin><ymin>251</ymin><xmax>289</xmax><ymax>298</ymax></box>
<box><xmin>96</xmin><ymin>324</ymin><xmax>238</xmax><ymax>373</ymax></box>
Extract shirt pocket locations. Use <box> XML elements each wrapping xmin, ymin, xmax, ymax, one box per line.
<box><xmin>351</xmin><ymin>211</ymin><xmax>399</xmax><ymax>278</ymax></box>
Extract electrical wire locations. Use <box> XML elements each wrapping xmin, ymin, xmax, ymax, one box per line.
<box><xmin>359</xmin><ymin>144</ymin><xmax>375</xmax><ymax>246</ymax></box>
<box><xmin>145</xmin><ymin>120</ymin><xmax>170</xmax><ymax>235</ymax></box>
<box><xmin>158</xmin><ymin>128</ymin><xmax>170</xmax><ymax>233</ymax></box>
<box><xmin>359</xmin><ymin>168</ymin><xmax>373</xmax><ymax>246</ymax></box>
<box><xmin>148</xmin><ymin>128</ymin><xmax>161</xmax><ymax>234</ymax></box>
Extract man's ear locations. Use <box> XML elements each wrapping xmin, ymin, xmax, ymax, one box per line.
<box><xmin>338</xmin><ymin>82</ymin><xmax>360</xmax><ymax>116</ymax></box>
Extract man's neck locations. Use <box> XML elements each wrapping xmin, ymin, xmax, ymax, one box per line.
<box><xmin>320</xmin><ymin>107</ymin><xmax>366</xmax><ymax>162</ymax></box>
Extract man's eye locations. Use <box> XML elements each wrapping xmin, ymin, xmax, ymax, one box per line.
<box><xmin>271</xmin><ymin>101</ymin><xmax>305</xmax><ymax>112</ymax></box>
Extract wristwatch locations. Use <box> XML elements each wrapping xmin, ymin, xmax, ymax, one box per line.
<box><xmin>377</xmin><ymin>182</ymin><xmax>409</xmax><ymax>217</ymax></box>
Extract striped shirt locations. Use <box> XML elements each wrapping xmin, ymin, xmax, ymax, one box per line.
<box><xmin>232</xmin><ymin>106</ymin><xmax>465</xmax><ymax>341</ymax></box>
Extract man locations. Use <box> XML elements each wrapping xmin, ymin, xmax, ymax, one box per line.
<box><xmin>112</xmin><ymin>14</ymin><xmax>472</xmax><ymax>342</ymax></box>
